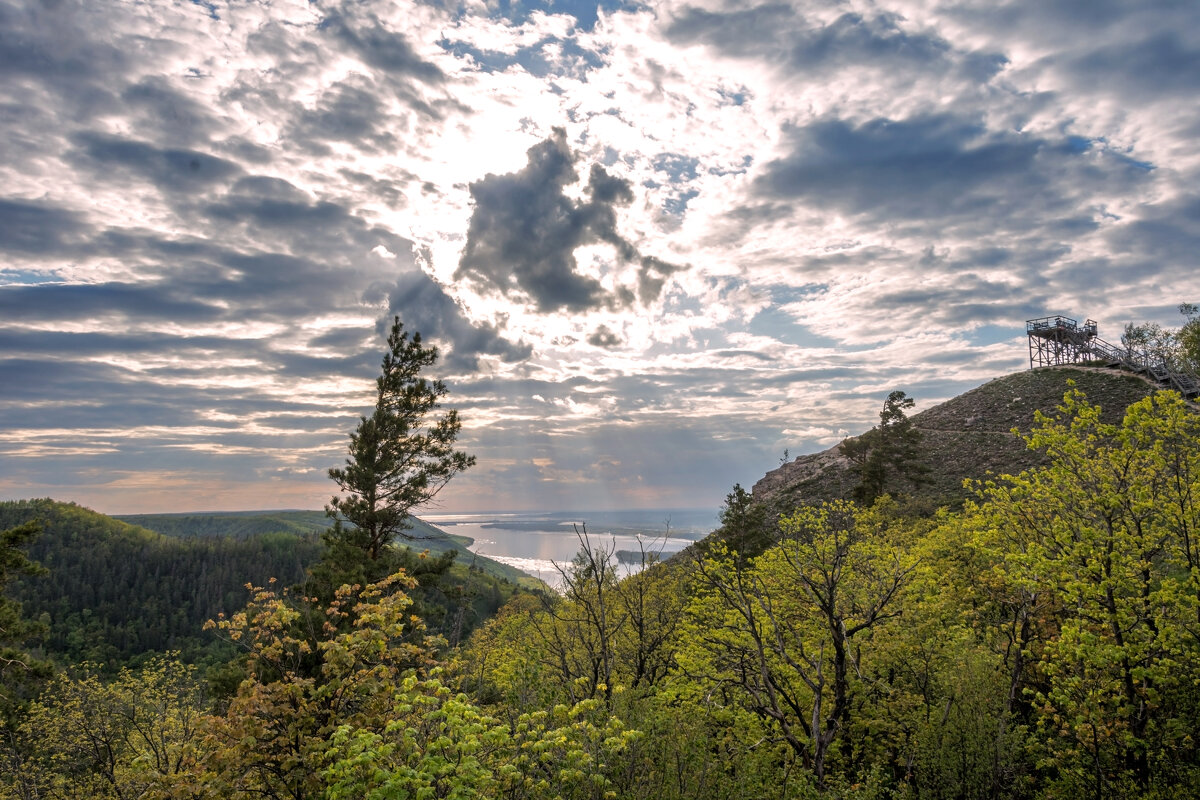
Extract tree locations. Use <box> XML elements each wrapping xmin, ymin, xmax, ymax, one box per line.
<box><xmin>714</xmin><ymin>483</ymin><xmax>772</xmax><ymax>560</ymax></box>
<box><xmin>964</xmin><ymin>385</ymin><xmax>1200</xmax><ymax>794</ymax></box>
<box><xmin>0</xmin><ymin>520</ymin><xmax>46</xmax><ymax>715</ymax></box>
<box><xmin>679</xmin><ymin>500</ymin><xmax>917</xmax><ymax>786</ymax></box>
<box><xmin>1122</xmin><ymin>302</ymin><xmax>1200</xmax><ymax>374</ymax></box>
<box><xmin>1122</xmin><ymin>320</ymin><xmax>1177</xmax><ymax>367</ymax></box>
<box><xmin>185</xmin><ymin>574</ymin><xmax>441</xmax><ymax>800</ymax></box>
<box><xmin>1178</xmin><ymin>302</ymin><xmax>1200</xmax><ymax>374</ymax></box>
<box><xmin>7</xmin><ymin>654</ymin><xmax>207</xmax><ymax>800</ymax></box>
<box><xmin>324</xmin><ymin>317</ymin><xmax>475</xmax><ymax>571</ymax></box>
<box><xmin>841</xmin><ymin>390</ymin><xmax>927</xmax><ymax>504</ymax></box>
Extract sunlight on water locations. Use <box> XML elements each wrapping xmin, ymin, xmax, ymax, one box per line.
<box><xmin>426</xmin><ymin>508</ymin><xmax>719</xmax><ymax>589</ymax></box>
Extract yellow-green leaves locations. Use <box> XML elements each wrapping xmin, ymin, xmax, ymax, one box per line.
<box><xmin>8</xmin><ymin>654</ymin><xmax>206</xmax><ymax>800</ymax></box>
<box><xmin>962</xmin><ymin>387</ymin><xmax>1200</xmax><ymax>792</ymax></box>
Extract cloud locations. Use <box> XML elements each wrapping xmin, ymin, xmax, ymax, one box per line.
<box><xmin>285</xmin><ymin>77</ymin><xmax>399</xmax><ymax>155</ymax></box>
<box><xmin>120</xmin><ymin>76</ymin><xmax>222</xmax><ymax>144</ymax></box>
<box><xmin>1</xmin><ymin>0</ymin><xmax>1199</xmax><ymax>517</ymax></box>
<box><xmin>380</xmin><ymin>268</ymin><xmax>532</xmax><ymax>370</ymax></box>
<box><xmin>323</xmin><ymin>12</ymin><xmax>445</xmax><ymax>85</ymax></box>
<box><xmin>666</xmin><ymin>5</ymin><xmax>1005</xmax><ymax>83</ymax></box>
<box><xmin>751</xmin><ymin>114</ymin><xmax>1150</xmax><ymax>234</ymax></box>
<box><xmin>455</xmin><ymin>128</ymin><xmax>682</xmax><ymax>313</ymax></box>
<box><xmin>204</xmin><ymin>180</ymin><xmax>354</xmax><ymax>231</ymax></box>
<box><xmin>587</xmin><ymin>325</ymin><xmax>621</xmax><ymax>348</ymax></box>
<box><xmin>0</xmin><ymin>281</ymin><xmax>223</xmax><ymax>324</ymax></box>
<box><xmin>71</xmin><ymin>132</ymin><xmax>243</xmax><ymax>195</ymax></box>
<box><xmin>0</xmin><ymin>199</ymin><xmax>89</xmax><ymax>257</ymax></box>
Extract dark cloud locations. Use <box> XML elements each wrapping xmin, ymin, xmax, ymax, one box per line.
<box><xmin>0</xmin><ymin>328</ymin><xmax>251</xmax><ymax>359</ymax></box>
<box><xmin>587</xmin><ymin>325</ymin><xmax>621</xmax><ymax>348</ymax></box>
<box><xmin>1112</xmin><ymin>194</ymin><xmax>1200</xmax><ymax>254</ymax></box>
<box><xmin>0</xmin><ymin>199</ymin><xmax>89</xmax><ymax>256</ymax></box>
<box><xmin>121</xmin><ymin>76</ymin><xmax>219</xmax><ymax>144</ymax></box>
<box><xmin>714</xmin><ymin>349</ymin><xmax>776</xmax><ymax>362</ymax></box>
<box><xmin>72</xmin><ymin>132</ymin><xmax>242</xmax><ymax>194</ymax></box>
<box><xmin>0</xmin><ymin>342</ymin><xmax>366</xmax><ymax>437</ymax></box>
<box><xmin>379</xmin><ymin>268</ymin><xmax>531</xmax><ymax>370</ymax></box>
<box><xmin>339</xmin><ymin>168</ymin><xmax>410</xmax><ymax>209</ymax></box>
<box><xmin>666</xmin><ymin>3</ymin><xmax>795</xmax><ymax>54</ymax></box>
<box><xmin>205</xmin><ymin>191</ymin><xmax>352</xmax><ymax>230</ymax></box>
<box><xmin>286</xmin><ymin>77</ymin><xmax>399</xmax><ymax>155</ymax></box>
<box><xmin>0</xmin><ymin>281</ymin><xmax>223</xmax><ymax>323</ymax></box>
<box><xmin>306</xmin><ymin>326</ymin><xmax>375</xmax><ymax>352</ymax></box>
<box><xmin>455</xmin><ymin>128</ymin><xmax>682</xmax><ymax>312</ymax></box>
<box><xmin>752</xmin><ymin>114</ymin><xmax>1149</xmax><ymax>230</ymax></box>
<box><xmin>0</xmin><ymin>0</ymin><xmax>129</xmax><ymax>120</ymax></box>
<box><xmin>323</xmin><ymin>13</ymin><xmax>444</xmax><ymax>84</ymax></box>
<box><xmin>1058</xmin><ymin>30</ymin><xmax>1200</xmax><ymax>101</ymax></box>
<box><xmin>667</xmin><ymin>5</ymin><xmax>1005</xmax><ymax>81</ymax></box>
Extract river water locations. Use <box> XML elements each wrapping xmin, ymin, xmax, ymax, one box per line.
<box><xmin>423</xmin><ymin>508</ymin><xmax>720</xmax><ymax>587</ymax></box>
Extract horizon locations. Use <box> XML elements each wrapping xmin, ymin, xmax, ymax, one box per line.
<box><xmin>98</xmin><ymin>505</ymin><xmax>722</xmax><ymax>518</ymax></box>
<box><xmin>2</xmin><ymin>0</ymin><xmax>1197</xmax><ymax>513</ymax></box>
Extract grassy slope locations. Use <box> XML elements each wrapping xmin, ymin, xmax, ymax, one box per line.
<box><xmin>752</xmin><ymin>366</ymin><xmax>1166</xmax><ymax>512</ymax></box>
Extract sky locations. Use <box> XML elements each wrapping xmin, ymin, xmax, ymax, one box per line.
<box><xmin>1</xmin><ymin>0</ymin><xmax>1197</xmax><ymax>515</ymax></box>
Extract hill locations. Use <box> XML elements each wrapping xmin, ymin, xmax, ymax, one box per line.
<box><xmin>752</xmin><ymin>366</ymin><xmax>1169</xmax><ymax>511</ymax></box>
<box><xmin>1</xmin><ymin>500</ymin><xmax>529</xmax><ymax>670</ymax></box>
<box><xmin>114</xmin><ymin>510</ymin><xmax>332</xmax><ymax>539</ymax></box>
<box><xmin>0</xmin><ymin>499</ymin><xmax>322</xmax><ymax>669</ymax></box>
<box><xmin>116</xmin><ymin>509</ymin><xmax>529</xmax><ymax>585</ymax></box>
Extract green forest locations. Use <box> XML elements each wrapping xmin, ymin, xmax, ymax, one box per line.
<box><xmin>2</xmin><ymin>318</ymin><xmax>1199</xmax><ymax>799</ymax></box>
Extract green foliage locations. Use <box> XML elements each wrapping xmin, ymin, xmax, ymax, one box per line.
<box><xmin>183</xmin><ymin>574</ymin><xmax>440</xmax><ymax>799</ymax></box>
<box><xmin>459</xmin><ymin>382</ymin><xmax>1200</xmax><ymax>799</ymax></box>
<box><xmin>9</xmin><ymin>377</ymin><xmax>1200</xmax><ymax>800</ymax></box>
<box><xmin>2</xmin><ymin>654</ymin><xmax>207</xmax><ymax>800</ymax></box>
<box><xmin>680</xmin><ymin>500</ymin><xmax>918</xmax><ymax>786</ymax></box>
<box><xmin>713</xmin><ymin>483</ymin><xmax>772</xmax><ymax>559</ymax></box>
<box><xmin>0</xmin><ymin>519</ymin><xmax>47</xmax><ymax>716</ymax></box>
<box><xmin>463</xmin><ymin>532</ymin><xmax>689</xmax><ymax>713</ymax></box>
<box><xmin>0</xmin><ymin>499</ymin><xmax>324</xmax><ymax>670</ymax></box>
<box><xmin>1179</xmin><ymin>302</ymin><xmax>1200</xmax><ymax>374</ymax></box>
<box><xmin>841</xmin><ymin>391</ymin><xmax>929</xmax><ymax>504</ymax></box>
<box><xmin>963</xmin><ymin>385</ymin><xmax>1200</xmax><ymax>795</ymax></box>
<box><xmin>323</xmin><ymin>316</ymin><xmax>475</xmax><ymax>577</ymax></box>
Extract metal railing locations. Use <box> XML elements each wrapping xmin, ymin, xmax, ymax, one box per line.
<box><xmin>1026</xmin><ymin>316</ymin><xmax>1199</xmax><ymax>399</ymax></box>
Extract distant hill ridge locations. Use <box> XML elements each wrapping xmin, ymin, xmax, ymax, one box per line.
<box><xmin>752</xmin><ymin>366</ymin><xmax>1175</xmax><ymax>510</ymax></box>
<box><xmin>0</xmin><ymin>500</ymin><xmax>529</xmax><ymax>670</ymax></box>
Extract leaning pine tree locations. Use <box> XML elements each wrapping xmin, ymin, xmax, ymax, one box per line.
<box><xmin>319</xmin><ymin>317</ymin><xmax>475</xmax><ymax>588</ymax></box>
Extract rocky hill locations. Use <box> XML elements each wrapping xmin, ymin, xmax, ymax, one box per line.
<box><xmin>752</xmin><ymin>366</ymin><xmax>1173</xmax><ymax>511</ymax></box>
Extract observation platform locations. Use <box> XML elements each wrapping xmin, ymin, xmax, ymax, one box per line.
<box><xmin>1026</xmin><ymin>315</ymin><xmax>1199</xmax><ymax>399</ymax></box>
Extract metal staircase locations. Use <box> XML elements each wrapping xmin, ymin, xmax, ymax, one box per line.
<box><xmin>1026</xmin><ymin>315</ymin><xmax>1200</xmax><ymax>399</ymax></box>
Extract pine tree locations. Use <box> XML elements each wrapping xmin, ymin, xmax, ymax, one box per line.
<box><xmin>842</xmin><ymin>390</ymin><xmax>927</xmax><ymax>504</ymax></box>
<box><xmin>0</xmin><ymin>520</ymin><xmax>47</xmax><ymax>716</ymax></box>
<box><xmin>321</xmin><ymin>318</ymin><xmax>475</xmax><ymax>583</ymax></box>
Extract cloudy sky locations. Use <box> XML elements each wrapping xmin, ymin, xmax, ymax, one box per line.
<box><xmin>1</xmin><ymin>0</ymin><xmax>1196</xmax><ymax>515</ymax></box>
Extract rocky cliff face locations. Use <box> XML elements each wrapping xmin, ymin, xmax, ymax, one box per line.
<box><xmin>751</xmin><ymin>366</ymin><xmax>1164</xmax><ymax>511</ymax></box>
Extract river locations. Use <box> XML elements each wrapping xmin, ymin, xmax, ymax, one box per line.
<box><xmin>423</xmin><ymin>508</ymin><xmax>720</xmax><ymax>587</ymax></box>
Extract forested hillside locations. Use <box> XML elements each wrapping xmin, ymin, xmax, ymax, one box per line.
<box><xmin>120</xmin><ymin>508</ymin><xmax>532</xmax><ymax>585</ymax></box>
<box><xmin>0</xmin><ymin>500</ymin><xmax>323</xmax><ymax>668</ymax></box>
<box><xmin>115</xmin><ymin>510</ymin><xmax>333</xmax><ymax>539</ymax></box>
<box><xmin>0</xmin><ymin>500</ymin><xmax>524</xmax><ymax>670</ymax></box>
